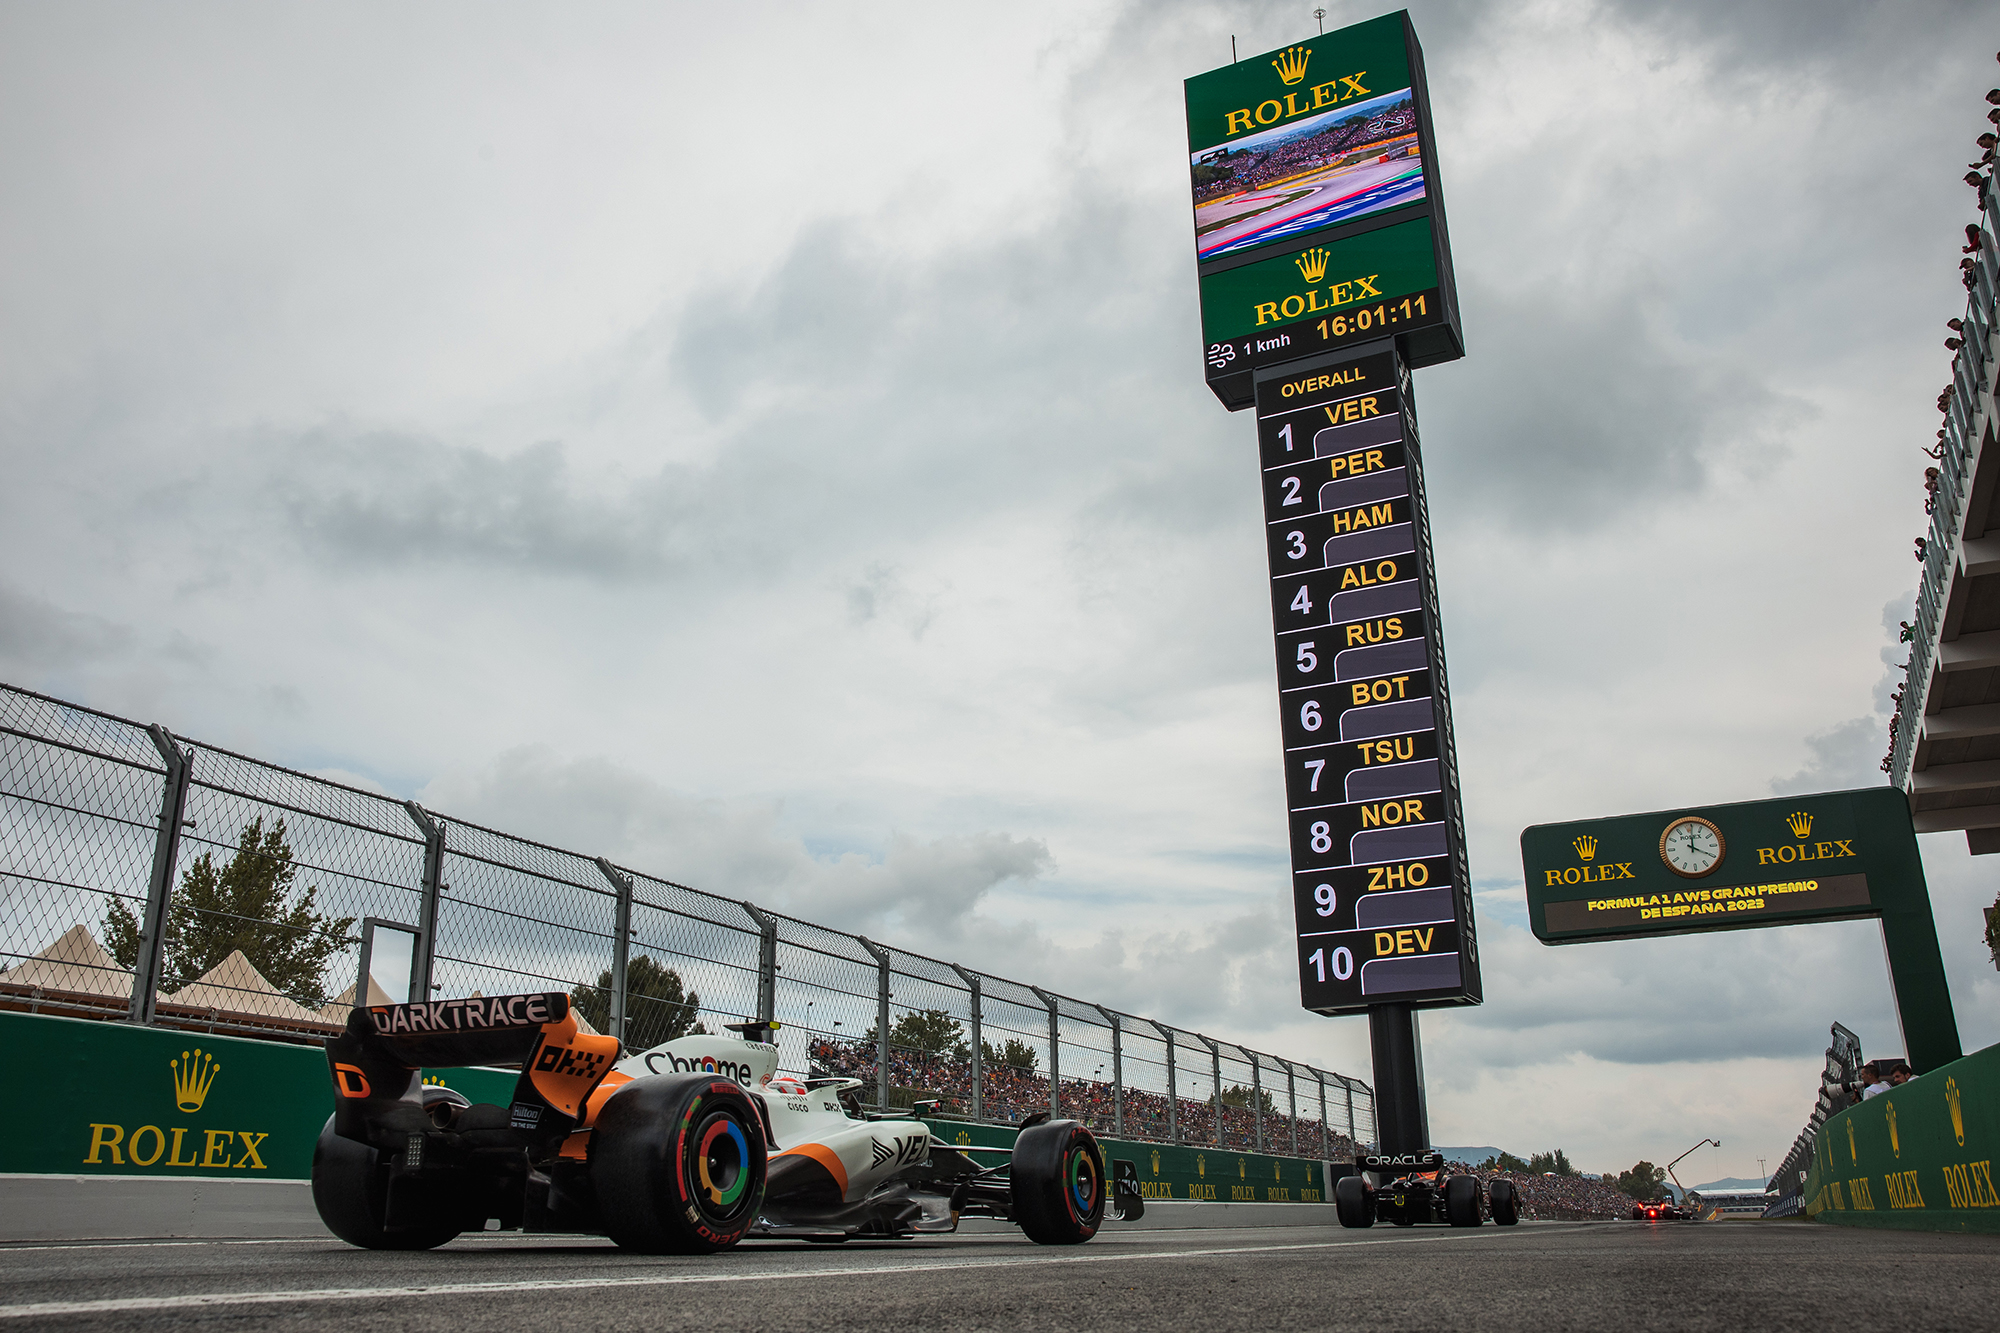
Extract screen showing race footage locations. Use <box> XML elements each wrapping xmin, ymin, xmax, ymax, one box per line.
<box><xmin>1251</xmin><ymin>351</ymin><xmax>1480</xmax><ymax>1015</ymax></box>
<box><xmin>1184</xmin><ymin>13</ymin><xmax>1431</xmax><ymax>266</ymax></box>
<box><xmin>1192</xmin><ymin>91</ymin><xmax>1425</xmax><ymax>262</ymax></box>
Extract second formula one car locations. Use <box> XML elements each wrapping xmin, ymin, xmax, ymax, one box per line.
<box><xmin>311</xmin><ymin>991</ymin><xmax>1143</xmax><ymax>1253</ymax></box>
<box><xmin>1333</xmin><ymin>1151</ymin><xmax>1520</xmax><ymax>1228</ymax></box>
<box><xmin>1632</xmin><ymin>1200</ymin><xmax>1689</xmax><ymax>1220</ymax></box>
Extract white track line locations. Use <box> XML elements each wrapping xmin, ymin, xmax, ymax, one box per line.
<box><xmin>0</xmin><ymin>1229</ymin><xmax>1578</xmax><ymax>1320</ymax></box>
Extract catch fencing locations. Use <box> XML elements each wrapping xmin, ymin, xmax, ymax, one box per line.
<box><xmin>1766</xmin><ymin>1022</ymin><xmax>1864</xmax><ymax>1217</ymax></box>
<box><xmin>0</xmin><ymin>681</ymin><xmax>1373</xmax><ymax>1155</ymax></box>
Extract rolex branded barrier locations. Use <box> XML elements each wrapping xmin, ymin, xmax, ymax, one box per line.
<box><xmin>0</xmin><ymin>1011</ymin><xmax>1335</xmax><ymax>1237</ymax></box>
<box><xmin>1806</xmin><ymin>1039</ymin><xmax>2000</xmax><ymax>1234</ymax></box>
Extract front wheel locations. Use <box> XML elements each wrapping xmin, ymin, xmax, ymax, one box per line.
<box><xmin>591</xmin><ymin>1074</ymin><xmax>767</xmax><ymax>1254</ymax></box>
<box><xmin>1444</xmin><ymin>1174</ymin><xmax>1482</xmax><ymax>1227</ymax></box>
<box><xmin>1010</xmin><ymin>1119</ymin><xmax>1105</xmax><ymax>1245</ymax></box>
<box><xmin>1489</xmin><ymin>1179</ymin><xmax>1519</xmax><ymax>1226</ymax></box>
<box><xmin>1334</xmin><ymin>1174</ymin><xmax>1375</xmax><ymax>1228</ymax></box>
<box><xmin>310</xmin><ymin>1116</ymin><xmax>463</xmax><ymax>1250</ymax></box>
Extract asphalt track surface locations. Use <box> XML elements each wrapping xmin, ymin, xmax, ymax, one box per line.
<box><xmin>4</xmin><ymin>1222</ymin><xmax>1997</xmax><ymax>1332</ymax></box>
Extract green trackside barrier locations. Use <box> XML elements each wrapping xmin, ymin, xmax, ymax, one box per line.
<box><xmin>1</xmin><ymin>1012</ymin><xmax>1335</xmax><ymax>1202</ymax></box>
<box><xmin>0</xmin><ymin>1011</ymin><xmax>509</xmax><ymax>1180</ymax></box>
<box><xmin>923</xmin><ymin>1120</ymin><xmax>1331</xmax><ymax>1202</ymax></box>
<box><xmin>1806</xmin><ymin>1040</ymin><xmax>2000</xmax><ymax>1234</ymax></box>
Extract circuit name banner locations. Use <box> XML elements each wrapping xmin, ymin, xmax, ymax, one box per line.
<box><xmin>1253</xmin><ymin>347</ymin><xmax>1480</xmax><ymax>1015</ymax></box>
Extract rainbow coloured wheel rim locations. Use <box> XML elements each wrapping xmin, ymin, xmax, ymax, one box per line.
<box><xmin>687</xmin><ymin>1106</ymin><xmax>757</xmax><ymax>1221</ymax></box>
<box><xmin>1066</xmin><ymin>1142</ymin><xmax>1101</xmax><ymax>1218</ymax></box>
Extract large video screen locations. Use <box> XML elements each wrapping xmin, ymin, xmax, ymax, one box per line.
<box><xmin>1192</xmin><ymin>88</ymin><xmax>1425</xmax><ymax>262</ymax></box>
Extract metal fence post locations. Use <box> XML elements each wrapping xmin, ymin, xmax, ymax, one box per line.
<box><xmin>1029</xmin><ymin>986</ymin><xmax>1060</xmax><ymax>1119</ymax></box>
<box><xmin>594</xmin><ymin>859</ymin><xmax>634</xmax><ymax>1046</ymax></box>
<box><xmin>741</xmin><ymin>902</ymin><xmax>778</xmax><ymax>1024</ymax></box>
<box><xmin>1316</xmin><ymin>1069</ymin><xmax>1329</xmax><ymax>1158</ymax></box>
<box><xmin>1198</xmin><ymin>1035</ymin><xmax>1221</xmax><ymax>1145</ymax></box>
<box><xmin>129</xmin><ymin>725</ymin><xmax>192</xmax><ymax>1025</ymax></box>
<box><xmin>1251</xmin><ymin>1053</ymin><xmax>1266</xmax><ymax>1153</ymax></box>
<box><xmin>1093</xmin><ymin>1005</ymin><xmax>1123</xmax><ymax>1137</ymax></box>
<box><xmin>1284</xmin><ymin>1060</ymin><xmax>1300</xmax><ymax>1158</ymax></box>
<box><xmin>950</xmin><ymin>964</ymin><xmax>983</xmax><ymax>1122</ymax></box>
<box><xmin>1346</xmin><ymin>1079</ymin><xmax>1357</xmax><ymax>1142</ymax></box>
<box><xmin>402</xmin><ymin>802</ymin><xmax>445</xmax><ymax>999</ymax></box>
<box><xmin>858</xmin><ymin>937</ymin><xmax>892</xmax><ymax>1112</ymax></box>
<box><xmin>1151</xmin><ymin>1021</ymin><xmax>1179</xmax><ymax>1143</ymax></box>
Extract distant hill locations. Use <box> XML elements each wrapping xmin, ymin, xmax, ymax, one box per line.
<box><xmin>1691</xmin><ymin>1177</ymin><xmax>1769</xmax><ymax>1193</ymax></box>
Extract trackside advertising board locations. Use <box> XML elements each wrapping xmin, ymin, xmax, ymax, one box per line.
<box><xmin>1186</xmin><ymin>11</ymin><xmax>1462</xmax><ymax>408</ymax></box>
<box><xmin>1521</xmin><ymin>787</ymin><xmax>1962</xmax><ymax>1072</ymax></box>
<box><xmin>1254</xmin><ymin>348</ymin><xmax>1481</xmax><ymax>1016</ymax></box>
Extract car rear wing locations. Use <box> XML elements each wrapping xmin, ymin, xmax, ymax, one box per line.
<box><xmin>1359</xmin><ymin>1150</ymin><xmax>1446</xmax><ymax>1174</ymax></box>
<box><xmin>326</xmin><ymin>992</ymin><xmax>621</xmax><ymax>1151</ymax></box>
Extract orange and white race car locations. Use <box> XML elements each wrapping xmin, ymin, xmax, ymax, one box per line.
<box><xmin>312</xmin><ymin>991</ymin><xmax>1140</xmax><ymax>1253</ymax></box>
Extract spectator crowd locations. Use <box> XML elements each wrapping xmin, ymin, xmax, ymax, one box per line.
<box><xmin>1193</xmin><ymin>101</ymin><xmax>1419</xmax><ymax>205</ymax></box>
<box><xmin>811</xmin><ymin>1038</ymin><xmax>1360</xmax><ymax>1159</ymax></box>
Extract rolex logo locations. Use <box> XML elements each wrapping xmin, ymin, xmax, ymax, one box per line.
<box><xmin>1887</xmin><ymin>1101</ymin><xmax>1900</xmax><ymax>1158</ymax></box>
<box><xmin>171</xmin><ymin>1048</ymin><xmax>220</xmax><ymax>1113</ymax></box>
<box><xmin>1787</xmin><ymin>811</ymin><xmax>1812</xmax><ymax>839</ymax></box>
<box><xmin>1949</xmin><ymin>1076</ymin><xmax>1965</xmax><ymax>1147</ymax></box>
<box><xmin>1573</xmin><ymin>835</ymin><xmax>1596</xmax><ymax>862</ymax></box>
<box><xmin>1269</xmin><ymin>45</ymin><xmax>1311</xmax><ymax>86</ymax></box>
<box><xmin>1150</xmin><ymin>1149</ymin><xmax>1161</xmax><ymax>1174</ymax></box>
<box><xmin>1294</xmin><ymin>247</ymin><xmax>1330</xmax><ymax>284</ymax></box>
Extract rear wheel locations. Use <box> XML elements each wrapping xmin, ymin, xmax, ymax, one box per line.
<box><xmin>310</xmin><ymin>1113</ymin><xmax>464</xmax><ymax>1251</ymax></box>
<box><xmin>1334</xmin><ymin>1174</ymin><xmax>1375</xmax><ymax>1228</ymax></box>
<box><xmin>1489</xmin><ymin>1179</ymin><xmax>1519</xmax><ymax>1226</ymax></box>
<box><xmin>1444</xmin><ymin>1174</ymin><xmax>1483</xmax><ymax>1227</ymax></box>
<box><xmin>591</xmin><ymin>1074</ymin><xmax>767</xmax><ymax>1254</ymax></box>
<box><xmin>1010</xmin><ymin>1119</ymin><xmax>1105</xmax><ymax>1245</ymax></box>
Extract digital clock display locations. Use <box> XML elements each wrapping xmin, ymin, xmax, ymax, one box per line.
<box><xmin>1253</xmin><ymin>349</ymin><xmax>1481</xmax><ymax>1016</ymax></box>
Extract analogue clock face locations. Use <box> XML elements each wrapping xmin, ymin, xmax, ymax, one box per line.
<box><xmin>1660</xmin><ymin>817</ymin><xmax>1724</xmax><ymax>878</ymax></box>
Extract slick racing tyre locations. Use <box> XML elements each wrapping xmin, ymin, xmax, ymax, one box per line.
<box><xmin>1010</xmin><ymin>1119</ymin><xmax>1106</xmax><ymax>1245</ymax></box>
<box><xmin>311</xmin><ymin>1108</ymin><xmax>465</xmax><ymax>1251</ymax></box>
<box><xmin>1489</xmin><ymin>1179</ymin><xmax>1520</xmax><ymax>1226</ymax></box>
<box><xmin>1444</xmin><ymin>1174</ymin><xmax>1483</xmax><ymax>1227</ymax></box>
<box><xmin>1334</xmin><ymin>1174</ymin><xmax>1375</xmax><ymax>1228</ymax></box>
<box><xmin>592</xmin><ymin>1073</ymin><xmax>767</xmax><ymax>1254</ymax></box>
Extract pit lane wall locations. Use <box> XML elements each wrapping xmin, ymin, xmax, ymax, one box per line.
<box><xmin>921</xmin><ymin>1119</ymin><xmax>1333</xmax><ymax>1204</ymax></box>
<box><xmin>1806</xmin><ymin>1039</ymin><xmax>2000</xmax><ymax>1234</ymax></box>
<box><xmin>0</xmin><ymin>1012</ymin><xmax>1333</xmax><ymax>1203</ymax></box>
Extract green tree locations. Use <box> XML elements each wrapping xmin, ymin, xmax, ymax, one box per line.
<box><xmin>1528</xmin><ymin>1148</ymin><xmax>1577</xmax><ymax>1176</ymax></box>
<box><xmin>1217</xmin><ymin>1083</ymin><xmax>1277</xmax><ymax>1115</ymax></box>
<box><xmin>570</xmin><ymin>954</ymin><xmax>704</xmax><ymax>1051</ymax></box>
<box><xmin>1617</xmin><ymin>1161</ymin><xmax>1668</xmax><ymax>1201</ymax></box>
<box><xmin>103</xmin><ymin>817</ymin><xmax>354</xmax><ymax>1008</ymax></box>
<box><xmin>981</xmin><ymin>1037</ymin><xmax>1040</xmax><ymax>1071</ymax></box>
<box><xmin>863</xmin><ymin>1009</ymin><xmax>969</xmax><ymax>1060</ymax></box>
<box><xmin>1478</xmin><ymin>1150</ymin><xmax>1531</xmax><ymax>1173</ymax></box>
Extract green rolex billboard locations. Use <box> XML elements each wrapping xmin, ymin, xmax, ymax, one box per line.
<box><xmin>1521</xmin><ymin>787</ymin><xmax>1962</xmax><ymax>1073</ymax></box>
<box><xmin>1184</xmin><ymin>10</ymin><xmax>1463</xmax><ymax>409</ymax></box>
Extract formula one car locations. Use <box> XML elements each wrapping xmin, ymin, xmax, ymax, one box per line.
<box><xmin>1631</xmin><ymin>1199</ymin><xmax>1689</xmax><ymax>1221</ymax></box>
<box><xmin>1333</xmin><ymin>1151</ymin><xmax>1519</xmax><ymax>1228</ymax></box>
<box><xmin>311</xmin><ymin>991</ymin><xmax>1143</xmax><ymax>1252</ymax></box>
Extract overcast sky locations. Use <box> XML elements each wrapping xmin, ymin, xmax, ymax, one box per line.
<box><xmin>3</xmin><ymin>0</ymin><xmax>1996</xmax><ymax>1179</ymax></box>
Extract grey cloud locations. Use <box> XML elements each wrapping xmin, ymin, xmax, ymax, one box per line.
<box><xmin>414</xmin><ymin>746</ymin><xmax>1053</xmax><ymax>945</ymax></box>
<box><xmin>1596</xmin><ymin>0</ymin><xmax>1993</xmax><ymax>81</ymax></box>
<box><xmin>1419</xmin><ymin>279</ymin><xmax>1794</xmax><ymax>523</ymax></box>
<box><xmin>1769</xmin><ymin>716</ymin><xmax>1885</xmax><ymax>796</ymax></box>
<box><xmin>268</xmin><ymin>432</ymin><xmax>685</xmax><ymax>578</ymax></box>
<box><xmin>0</xmin><ymin>580</ymin><xmax>133</xmax><ymax>678</ymax></box>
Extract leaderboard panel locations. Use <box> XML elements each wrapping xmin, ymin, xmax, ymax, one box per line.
<box><xmin>1253</xmin><ymin>349</ymin><xmax>1480</xmax><ymax>1015</ymax></box>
